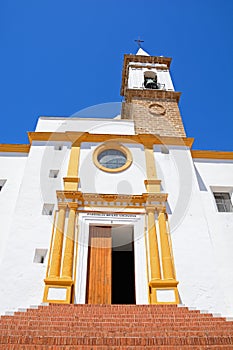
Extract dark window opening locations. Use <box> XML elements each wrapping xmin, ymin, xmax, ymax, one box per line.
<box><xmin>213</xmin><ymin>192</ymin><xmax>233</xmax><ymax>212</ymax></box>
<box><xmin>144</xmin><ymin>71</ymin><xmax>158</xmax><ymax>90</ymax></box>
<box><xmin>112</xmin><ymin>244</ymin><xmax>135</xmax><ymax>304</ymax></box>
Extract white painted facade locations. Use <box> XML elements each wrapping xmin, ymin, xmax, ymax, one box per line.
<box><xmin>0</xmin><ymin>49</ymin><xmax>233</xmax><ymax>317</ymax></box>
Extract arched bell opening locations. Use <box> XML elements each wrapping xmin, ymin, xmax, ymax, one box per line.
<box><xmin>144</xmin><ymin>70</ymin><xmax>158</xmax><ymax>90</ymax></box>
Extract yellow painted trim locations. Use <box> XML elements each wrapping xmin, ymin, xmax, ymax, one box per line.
<box><xmin>44</xmin><ymin>277</ymin><xmax>74</xmax><ymax>286</ymax></box>
<box><xmin>144</xmin><ymin>179</ymin><xmax>161</xmax><ymax>185</ymax></box>
<box><xmin>27</xmin><ymin>131</ymin><xmax>194</xmax><ymax>148</ymax></box>
<box><xmin>46</xmin><ymin>210</ymin><xmax>57</xmax><ymax>278</ymax></box>
<box><xmin>48</xmin><ymin>205</ymin><xmax>66</xmax><ymax>278</ymax></box>
<box><xmin>191</xmin><ymin>150</ymin><xmax>233</xmax><ymax>160</ymax></box>
<box><xmin>148</xmin><ymin>280</ymin><xmax>179</xmax><ymax>304</ymax></box>
<box><xmin>0</xmin><ymin>144</ymin><xmax>30</xmax><ymax>153</ymax></box>
<box><xmin>158</xmin><ymin>212</ymin><xmax>175</xmax><ymax>280</ymax></box>
<box><xmin>56</xmin><ymin>191</ymin><xmax>168</xmax><ymax>206</ymax></box>
<box><xmin>64</xmin><ymin>144</ymin><xmax>80</xmax><ymax>191</ymax></box>
<box><xmin>61</xmin><ymin>205</ymin><xmax>76</xmax><ymax>279</ymax></box>
<box><xmin>63</xmin><ymin>177</ymin><xmax>80</xmax><ymax>183</ymax></box>
<box><xmin>43</xmin><ymin>282</ymin><xmax>73</xmax><ymax>304</ymax></box>
<box><xmin>93</xmin><ymin>142</ymin><xmax>132</xmax><ymax>173</ymax></box>
<box><xmin>146</xmin><ymin>207</ymin><xmax>161</xmax><ymax>282</ymax></box>
<box><xmin>144</xmin><ymin>147</ymin><xmax>161</xmax><ymax>193</ymax></box>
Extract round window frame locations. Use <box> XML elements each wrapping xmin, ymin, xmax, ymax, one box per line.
<box><xmin>93</xmin><ymin>143</ymin><xmax>132</xmax><ymax>173</ymax></box>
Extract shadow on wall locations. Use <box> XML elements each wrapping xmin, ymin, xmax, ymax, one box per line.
<box><xmin>194</xmin><ymin>165</ymin><xmax>208</xmax><ymax>191</ymax></box>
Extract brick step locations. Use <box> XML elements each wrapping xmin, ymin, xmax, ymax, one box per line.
<box><xmin>1</xmin><ymin>322</ymin><xmax>232</xmax><ymax>330</ymax></box>
<box><xmin>0</xmin><ymin>319</ymin><xmax>233</xmax><ymax>329</ymax></box>
<box><xmin>0</xmin><ymin>322</ymin><xmax>232</xmax><ymax>330</ymax></box>
<box><xmin>0</xmin><ymin>304</ymin><xmax>232</xmax><ymax>349</ymax></box>
<box><xmin>1</xmin><ymin>330</ymin><xmax>232</xmax><ymax>338</ymax></box>
<box><xmin>1</xmin><ymin>346</ymin><xmax>233</xmax><ymax>350</ymax></box>
<box><xmin>1</xmin><ymin>319</ymin><xmax>230</xmax><ymax>326</ymax></box>
<box><xmin>0</xmin><ymin>335</ymin><xmax>233</xmax><ymax>346</ymax></box>
<box><xmin>1</xmin><ymin>313</ymin><xmax>226</xmax><ymax>321</ymax></box>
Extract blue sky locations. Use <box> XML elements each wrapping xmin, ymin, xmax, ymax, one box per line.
<box><xmin>0</xmin><ymin>0</ymin><xmax>232</xmax><ymax>150</ymax></box>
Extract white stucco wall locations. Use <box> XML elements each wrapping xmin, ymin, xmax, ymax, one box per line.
<box><xmin>0</xmin><ymin>142</ymin><xmax>70</xmax><ymax>314</ymax></box>
<box><xmin>154</xmin><ymin>147</ymin><xmax>233</xmax><ymax>316</ymax></box>
<box><xmin>79</xmin><ymin>142</ymin><xmax>147</xmax><ymax>195</ymax></box>
<box><xmin>36</xmin><ymin>117</ymin><xmax>135</xmax><ymax>135</ymax></box>
<box><xmin>193</xmin><ymin>159</ymin><xmax>233</xmax><ymax>316</ymax></box>
<box><xmin>0</xmin><ymin>153</ymin><xmax>27</xmax><ymax>262</ymax></box>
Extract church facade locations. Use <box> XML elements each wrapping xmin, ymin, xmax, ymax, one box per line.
<box><xmin>0</xmin><ymin>48</ymin><xmax>233</xmax><ymax>316</ymax></box>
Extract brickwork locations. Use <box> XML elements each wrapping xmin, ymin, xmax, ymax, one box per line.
<box><xmin>121</xmin><ymin>98</ymin><xmax>186</xmax><ymax>137</ymax></box>
<box><xmin>0</xmin><ymin>304</ymin><xmax>233</xmax><ymax>349</ymax></box>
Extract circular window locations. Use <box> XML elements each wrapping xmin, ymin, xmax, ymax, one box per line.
<box><xmin>98</xmin><ymin>149</ymin><xmax>127</xmax><ymax>169</ymax></box>
<box><xmin>93</xmin><ymin>143</ymin><xmax>132</xmax><ymax>173</ymax></box>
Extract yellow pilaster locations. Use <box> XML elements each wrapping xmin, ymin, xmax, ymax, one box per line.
<box><xmin>64</xmin><ymin>144</ymin><xmax>80</xmax><ymax>191</ymax></box>
<box><xmin>144</xmin><ymin>146</ymin><xmax>161</xmax><ymax>193</ymax></box>
<box><xmin>61</xmin><ymin>204</ymin><xmax>77</xmax><ymax>279</ymax></box>
<box><xmin>147</xmin><ymin>207</ymin><xmax>161</xmax><ymax>281</ymax></box>
<box><xmin>49</xmin><ymin>204</ymin><xmax>66</xmax><ymax>278</ymax></box>
<box><xmin>158</xmin><ymin>212</ymin><xmax>175</xmax><ymax>280</ymax></box>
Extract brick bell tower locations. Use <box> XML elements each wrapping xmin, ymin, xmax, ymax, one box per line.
<box><xmin>120</xmin><ymin>47</ymin><xmax>186</xmax><ymax>137</ymax></box>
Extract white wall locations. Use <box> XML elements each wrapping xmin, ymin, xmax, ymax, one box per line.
<box><xmin>36</xmin><ymin>117</ymin><xmax>135</xmax><ymax>135</ymax></box>
<box><xmin>79</xmin><ymin>142</ymin><xmax>147</xmax><ymax>195</ymax></box>
<box><xmin>0</xmin><ymin>142</ymin><xmax>70</xmax><ymax>314</ymax></box>
<box><xmin>0</xmin><ymin>153</ymin><xmax>27</xmax><ymax>263</ymax></box>
<box><xmin>193</xmin><ymin>159</ymin><xmax>233</xmax><ymax>316</ymax></box>
<box><xmin>154</xmin><ymin>147</ymin><xmax>233</xmax><ymax>316</ymax></box>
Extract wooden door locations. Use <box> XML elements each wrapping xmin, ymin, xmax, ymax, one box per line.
<box><xmin>86</xmin><ymin>226</ymin><xmax>112</xmax><ymax>304</ymax></box>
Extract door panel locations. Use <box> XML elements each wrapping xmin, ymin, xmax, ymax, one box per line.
<box><xmin>86</xmin><ymin>226</ymin><xmax>112</xmax><ymax>304</ymax></box>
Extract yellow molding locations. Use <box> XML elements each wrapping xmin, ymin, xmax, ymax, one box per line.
<box><xmin>191</xmin><ymin>150</ymin><xmax>233</xmax><ymax>160</ymax></box>
<box><xmin>149</xmin><ymin>279</ymin><xmax>179</xmax><ymax>288</ymax></box>
<box><xmin>64</xmin><ymin>144</ymin><xmax>81</xmax><ymax>191</ymax></box>
<box><xmin>144</xmin><ymin>179</ymin><xmax>161</xmax><ymax>185</ymax></box>
<box><xmin>56</xmin><ymin>191</ymin><xmax>168</xmax><ymax>204</ymax></box>
<box><xmin>44</xmin><ymin>277</ymin><xmax>74</xmax><ymax>286</ymax></box>
<box><xmin>158</xmin><ymin>212</ymin><xmax>175</xmax><ymax>280</ymax></box>
<box><xmin>43</xmin><ymin>283</ymin><xmax>73</xmax><ymax>304</ymax></box>
<box><xmin>27</xmin><ymin>131</ymin><xmax>194</xmax><ymax>148</ymax></box>
<box><xmin>63</xmin><ymin>177</ymin><xmax>80</xmax><ymax>183</ymax></box>
<box><xmin>0</xmin><ymin>144</ymin><xmax>30</xmax><ymax>153</ymax></box>
<box><xmin>148</xmin><ymin>280</ymin><xmax>179</xmax><ymax>305</ymax></box>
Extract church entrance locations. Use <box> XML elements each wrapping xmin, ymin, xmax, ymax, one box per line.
<box><xmin>86</xmin><ymin>225</ymin><xmax>135</xmax><ymax>304</ymax></box>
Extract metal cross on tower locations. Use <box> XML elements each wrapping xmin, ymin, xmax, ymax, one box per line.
<box><xmin>134</xmin><ymin>37</ymin><xmax>144</xmax><ymax>48</ymax></box>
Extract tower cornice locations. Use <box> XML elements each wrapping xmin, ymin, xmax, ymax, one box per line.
<box><xmin>124</xmin><ymin>89</ymin><xmax>181</xmax><ymax>102</ymax></box>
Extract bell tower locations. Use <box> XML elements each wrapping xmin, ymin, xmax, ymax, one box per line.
<box><xmin>121</xmin><ymin>48</ymin><xmax>186</xmax><ymax>138</ymax></box>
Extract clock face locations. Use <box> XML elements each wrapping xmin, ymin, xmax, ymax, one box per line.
<box><xmin>97</xmin><ymin>149</ymin><xmax>127</xmax><ymax>169</ymax></box>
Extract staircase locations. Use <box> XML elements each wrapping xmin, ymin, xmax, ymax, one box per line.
<box><xmin>0</xmin><ymin>304</ymin><xmax>233</xmax><ymax>349</ymax></box>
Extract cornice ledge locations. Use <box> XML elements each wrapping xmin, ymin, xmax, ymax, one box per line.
<box><xmin>191</xmin><ymin>150</ymin><xmax>233</xmax><ymax>160</ymax></box>
<box><xmin>0</xmin><ymin>144</ymin><xmax>30</xmax><ymax>153</ymax></box>
<box><xmin>125</xmin><ymin>89</ymin><xmax>181</xmax><ymax>102</ymax></box>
